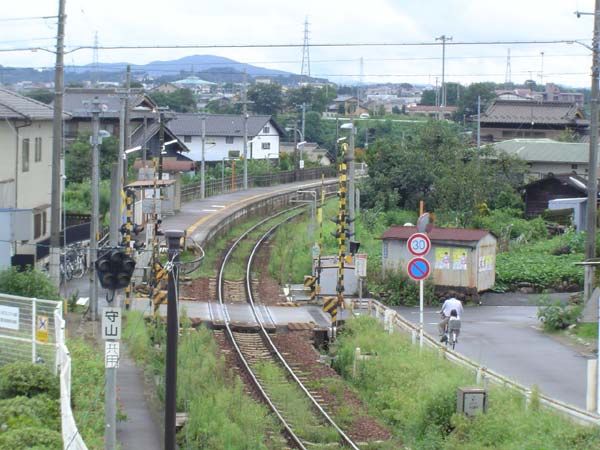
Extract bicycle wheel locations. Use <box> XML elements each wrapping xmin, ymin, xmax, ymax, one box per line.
<box><xmin>71</xmin><ymin>256</ymin><xmax>85</xmax><ymax>279</ymax></box>
<box><xmin>451</xmin><ymin>331</ymin><xmax>457</xmax><ymax>350</ymax></box>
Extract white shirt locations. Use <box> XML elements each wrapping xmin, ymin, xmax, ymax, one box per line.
<box><xmin>441</xmin><ymin>298</ymin><xmax>463</xmax><ymax>318</ymax></box>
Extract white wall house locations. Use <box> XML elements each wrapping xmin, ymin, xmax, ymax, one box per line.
<box><xmin>169</xmin><ymin>113</ymin><xmax>284</xmax><ymax>163</ymax></box>
<box><xmin>0</xmin><ymin>88</ymin><xmax>63</xmax><ymax>264</ymax></box>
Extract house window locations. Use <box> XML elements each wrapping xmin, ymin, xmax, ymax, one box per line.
<box><xmin>183</xmin><ymin>135</ymin><xmax>192</xmax><ymax>143</ymax></box>
<box><xmin>228</xmin><ymin>150</ymin><xmax>240</xmax><ymax>158</ymax></box>
<box><xmin>261</xmin><ymin>142</ymin><xmax>271</xmax><ymax>150</ymax></box>
<box><xmin>225</xmin><ymin>136</ymin><xmax>234</xmax><ymax>144</ymax></box>
<box><xmin>34</xmin><ymin>137</ymin><xmax>42</xmax><ymax>162</ymax></box>
<box><xmin>22</xmin><ymin>138</ymin><xmax>30</xmax><ymax>172</ymax></box>
<box><xmin>33</xmin><ymin>210</ymin><xmax>47</xmax><ymax>239</ymax></box>
<box><xmin>263</xmin><ymin>126</ymin><xmax>270</xmax><ymax>134</ymax></box>
<box><xmin>571</xmin><ymin>164</ymin><xmax>578</xmax><ymax>170</ymax></box>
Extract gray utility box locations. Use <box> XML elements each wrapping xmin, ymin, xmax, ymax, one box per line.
<box><xmin>313</xmin><ymin>255</ymin><xmax>358</xmax><ymax>296</ymax></box>
<box><xmin>457</xmin><ymin>387</ymin><xmax>487</xmax><ymax>417</ymax></box>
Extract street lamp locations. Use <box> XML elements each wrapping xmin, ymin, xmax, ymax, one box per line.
<box><xmin>286</xmin><ymin>127</ymin><xmax>305</xmax><ymax>170</ymax></box>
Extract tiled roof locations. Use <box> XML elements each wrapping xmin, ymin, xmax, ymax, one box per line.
<box><xmin>480</xmin><ymin>100</ymin><xmax>587</xmax><ymax>125</ymax></box>
<box><xmin>0</xmin><ymin>88</ymin><xmax>58</xmax><ymax>120</ymax></box>
<box><xmin>494</xmin><ymin>138</ymin><xmax>589</xmax><ymax>164</ymax></box>
<box><xmin>523</xmin><ymin>173</ymin><xmax>590</xmax><ymax>195</ymax></box>
<box><xmin>169</xmin><ymin>113</ymin><xmax>285</xmax><ymax>137</ymax></box>
<box><xmin>61</xmin><ymin>88</ymin><xmax>156</xmax><ymax>119</ymax></box>
<box><xmin>382</xmin><ymin>226</ymin><xmax>491</xmax><ymax>242</ymax></box>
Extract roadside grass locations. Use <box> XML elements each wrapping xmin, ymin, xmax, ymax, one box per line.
<box><xmin>572</xmin><ymin>322</ymin><xmax>598</xmax><ymax>340</ymax></box>
<box><xmin>333</xmin><ymin>316</ymin><xmax>600</xmax><ymax>450</ymax></box>
<box><xmin>68</xmin><ymin>338</ymin><xmax>109</xmax><ymax>450</ymax></box>
<box><xmin>123</xmin><ymin>311</ymin><xmax>277</xmax><ymax>449</ymax></box>
<box><xmin>253</xmin><ymin>361</ymin><xmax>340</xmax><ymax>445</ymax></box>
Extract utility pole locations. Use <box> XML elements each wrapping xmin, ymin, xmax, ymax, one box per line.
<box><xmin>158</xmin><ymin>110</ymin><xmax>165</xmax><ymax>180</ymax></box>
<box><xmin>436</xmin><ymin>35</ymin><xmax>452</xmax><ymax>113</ymax></box>
<box><xmin>242</xmin><ymin>72</ymin><xmax>249</xmax><ymax>190</ymax></box>
<box><xmin>348</xmin><ymin>121</ymin><xmax>355</xmax><ymax>239</ymax></box>
<box><xmin>164</xmin><ymin>230</ymin><xmax>183</xmax><ymax>450</ymax></box>
<box><xmin>49</xmin><ymin>0</ymin><xmax>66</xmax><ymax>288</ymax></box>
<box><xmin>89</xmin><ymin>98</ymin><xmax>101</xmax><ymax>322</ymax></box>
<box><xmin>301</xmin><ymin>102</ymin><xmax>306</xmax><ymax>144</ymax></box>
<box><xmin>477</xmin><ymin>95</ymin><xmax>481</xmax><ymax>152</ymax></box>
<box><xmin>201</xmin><ymin>114</ymin><xmax>206</xmax><ymax>199</ymax></box>
<box><xmin>124</xmin><ymin>65</ymin><xmax>131</xmax><ymax>151</ymax></box>
<box><xmin>110</xmin><ymin>90</ymin><xmax>127</xmax><ymax>247</ymax></box>
<box><xmin>585</xmin><ymin>0</ymin><xmax>600</xmax><ymax>306</ymax></box>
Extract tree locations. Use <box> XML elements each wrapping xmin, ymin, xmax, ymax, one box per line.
<box><xmin>65</xmin><ymin>134</ymin><xmax>118</xmax><ymax>183</ymax></box>
<box><xmin>24</xmin><ymin>89</ymin><xmax>54</xmax><ymax>104</ymax></box>
<box><xmin>456</xmin><ymin>82</ymin><xmax>496</xmax><ymax>121</ymax></box>
<box><xmin>150</xmin><ymin>89</ymin><xmax>196</xmax><ymax>113</ymax></box>
<box><xmin>420</xmin><ymin>90</ymin><xmax>436</xmax><ymax>105</ymax></box>
<box><xmin>248</xmin><ymin>83</ymin><xmax>283</xmax><ymax>115</ymax></box>
<box><xmin>392</xmin><ymin>105</ymin><xmax>402</xmax><ymax>115</ymax></box>
<box><xmin>285</xmin><ymin>86</ymin><xmax>336</xmax><ymax>113</ymax></box>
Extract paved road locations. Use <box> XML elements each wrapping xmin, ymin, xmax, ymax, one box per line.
<box><xmin>395</xmin><ymin>300</ymin><xmax>592</xmax><ymax>409</ymax></box>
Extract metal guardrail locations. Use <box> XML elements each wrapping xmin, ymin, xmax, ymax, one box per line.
<box><xmin>359</xmin><ymin>298</ymin><xmax>600</xmax><ymax>427</ymax></box>
<box><xmin>180</xmin><ymin>167</ymin><xmax>337</xmax><ymax>203</ymax></box>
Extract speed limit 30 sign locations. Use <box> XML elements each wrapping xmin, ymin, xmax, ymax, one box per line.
<box><xmin>407</xmin><ymin>232</ymin><xmax>431</xmax><ymax>257</ymax></box>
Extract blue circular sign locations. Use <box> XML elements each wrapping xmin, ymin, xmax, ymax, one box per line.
<box><xmin>407</xmin><ymin>257</ymin><xmax>431</xmax><ymax>281</ymax></box>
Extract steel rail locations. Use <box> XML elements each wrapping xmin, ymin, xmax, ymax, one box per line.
<box><xmin>246</xmin><ymin>215</ymin><xmax>361</xmax><ymax>450</ymax></box>
<box><xmin>217</xmin><ymin>205</ymin><xmax>308</xmax><ymax>450</ymax></box>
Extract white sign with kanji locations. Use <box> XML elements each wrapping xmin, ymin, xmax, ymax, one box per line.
<box><xmin>105</xmin><ymin>341</ymin><xmax>120</xmax><ymax>369</ymax></box>
<box><xmin>355</xmin><ymin>253</ymin><xmax>367</xmax><ymax>278</ymax></box>
<box><xmin>102</xmin><ymin>307</ymin><xmax>122</xmax><ymax>340</ymax></box>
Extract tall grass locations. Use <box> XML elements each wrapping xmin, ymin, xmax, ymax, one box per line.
<box><xmin>334</xmin><ymin>316</ymin><xmax>600</xmax><ymax>450</ymax></box>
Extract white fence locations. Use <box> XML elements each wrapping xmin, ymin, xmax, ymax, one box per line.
<box><xmin>0</xmin><ymin>293</ymin><xmax>87</xmax><ymax>450</ymax></box>
<box><xmin>356</xmin><ymin>298</ymin><xmax>600</xmax><ymax>427</ymax></box>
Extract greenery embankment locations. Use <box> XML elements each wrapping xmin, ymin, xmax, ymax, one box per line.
<box><xmin>123</xmin><ymin>311</ymin><xmax>277</xmax><ymax>448</ymax></box>
<box><xmin>333</xmin><ymin>316</ymin><xmax>600</xmax><ymax>450</ymax></box>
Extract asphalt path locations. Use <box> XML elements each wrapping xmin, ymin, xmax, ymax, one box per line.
<box><xmin>394</xmin><ymin>296</ymin><xmax>591</xmax><ymax>409</ymax></box>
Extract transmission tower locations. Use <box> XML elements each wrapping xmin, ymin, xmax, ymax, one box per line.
<box><xmin>92</xmin><ymin>31</ymin><xmax>99</xmax><ymax>86</ymax></box>
<box><xmin>300</xmin><ymin>17</ymin><xmax>311</xmax><ymax>84</ymax></box>
<box><xmin>505</xmin><ymin>48</ymin><xmax>512</xmax><ymax>84</ymax></box>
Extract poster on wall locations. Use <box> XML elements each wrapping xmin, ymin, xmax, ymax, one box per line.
<box><xmin>435</xmin><ymin>247</ymin><xmax>452</xmax><ymax>270</ymax></box>
<box><xmin>478</xmin><ymin>255</ymin><xmax>494</xmax><ymax>272</ymax></box>
<box><xmin>452</xmin><ymin>249</ymin><xmax>468</xmax><ymax>271</ymax></box>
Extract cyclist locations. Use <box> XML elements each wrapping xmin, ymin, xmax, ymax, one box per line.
<box><xmin>438</xmin><ymin>294</ymin><xmax>463</xmax><ymax>340</ymax></box>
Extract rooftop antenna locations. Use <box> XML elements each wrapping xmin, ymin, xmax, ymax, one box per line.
<box><xmin>300</xmin><ymin>16</ymin><xmax>311</xmax><ymax>85</ymax></box>
<box><xmin>505</xmin><ymin>48</ymin><xmax>512</xmax><ymax>84</ymax></box>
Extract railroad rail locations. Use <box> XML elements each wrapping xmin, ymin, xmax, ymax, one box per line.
<box><xmin>216</xmin><ymin>205</ymin><xmax>360</xmax><ymax>450</ymax></box>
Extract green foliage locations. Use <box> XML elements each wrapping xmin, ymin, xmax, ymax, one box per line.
<box><xmin>370</xmin><ymin>270</ymin><xmax>436</xmax><ymax>306</ymax></box>
<box><xmin>286</xmin><ymin>85</ymin><xmax>336</xmax><ymax>113</ymax></box>
<box><xmin>64</xmin><ymin>180</ymin><xmax>111</xmax><ymax>218</ymax></box>
<box><xmin>65</xmin><ymin>134</ymin><xmax>119</xmax><ymax>183</ymax></box>
<box><xmin>495</xmin><ymin>235</ymin><xmax>584</xmax><ymax>291</ymax></box>
<box><xmin>0</xmin><ymin>267</ymin><xmax>60</xmax><ymax>300</ymax></box>
<box><xmin>334</xmin><ymin>316</ymin><xmax>600</xmax><ymax>449</ymax></box>
<box><xmin>150</xmin><ymin>88</ymin><xmax>197</xmax><ymax>113</ymax></box>
<box><xmin>248</xmin><ymin>83</ymin><xmax>283</xmax><ymax>115</ymax></box>
<box><xmin>68</xmin><ymin>339</ymin><xmax>107</xmax><ymax>449</ymax></box>
<box><xmin>472</xmin><ymin>209</ymin><xmax>547</xmax><ymax>241</ymax></box>
<box><xmin>0</xmin><ymin>395</ymin><xmax>59</xmax><ymax>432</ymax></box>
<box><xmin>456</xmin><ymin>82</ymin><xmax>497</xmax><ymax>120</ymax></box>
<box><xmin>0</xmin><ymin>426</ymin><xmax>62</xmax><ymax>450</ymax></box>
<box><xmin>537</xmin><ymin>298</ymin><xmax>581</xmax><ymax>331</ymax></box>
<box><xmin>24</xmin><ymin>88</ymin><xmax>54</xmax><ymax>105</ymax></box>
<box><xmin>572</xmin><ymin>323</ymin><xmax>598</xmax><ymax>340</ymax></box>
<box><xmin>0</xmin><ymin>363</ymin><xmax>58</xmax><ymax>399</ymax></box>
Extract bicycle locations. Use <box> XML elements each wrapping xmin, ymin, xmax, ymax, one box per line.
<box><xmin>443</xmin><ymin>319</ymin><xmax>461</xmax><ymax>350</ymax></box>
<box><xmin>65</xmin><ymin>244</ymin><xmax>87</xmax><ymax>279</ymax></box>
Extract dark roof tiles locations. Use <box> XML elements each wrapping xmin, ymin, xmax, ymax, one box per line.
<box><xmin>0</xmin><ymin>88</ymin><xmax>59</xmax><ymax>120</ymax></box>
<box><xmin>169</xmin><ymin>113</ymin><xmax>284</xmax><ymax>137</ymax></box>
<box><xmin>480</xmin><ymin>100</ymin><xmax>586</xmax><ymax>125</ymax></box>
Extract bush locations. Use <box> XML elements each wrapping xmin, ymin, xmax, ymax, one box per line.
<box><xmin>0</xmin><ymin>395</ymin><xmax>59</xmax><ymax>431</ymax></box>
<box><xmin>472</xmin><ymin>208</ymin><xmax>547</xmax><ymax>241</ymax></box>
<box><xmin>0</xmin><ymin>426</ymin><xmax>62</xmax><ymax>449</ymax></box>
<box><xmin>371</xmin><ymin>270</ymin><xmax>436</xmax><ymax>306</ymax></box>
<box><xmin>0</xmin><ymin>362</ymin><xmax>59</xmax><ymax>399</ymax></box>
<box><xmin>537</xmin><ymin>298</ymin><xmax>581</xmax><ymax>331</ymax></box>
<box><xmin>0</xmin><ymin>268</ymin><xmax>60</xmax><ymax>300</ymax></box>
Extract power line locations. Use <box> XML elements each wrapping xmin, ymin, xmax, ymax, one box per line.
<box><xmin>0</xmin><ymin>15</ymin><xmax>57</xmax><ymax>22</ymax></box>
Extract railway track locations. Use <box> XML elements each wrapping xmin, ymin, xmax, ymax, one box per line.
<box><xmin>217</xmin><ymin>206</ymin><xmax>360</xmax><ymax>450</ymax></box>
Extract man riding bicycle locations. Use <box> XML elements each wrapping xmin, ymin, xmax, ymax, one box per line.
<box><xmin>438</xmin><ymin>295</ymin><xmax>463</xmax><ymax>341</ymax></box>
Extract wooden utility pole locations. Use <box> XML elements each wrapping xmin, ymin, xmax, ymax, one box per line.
<box><xmin>49</xmin><ymin>0</ymin><xmax>66</xmax><ymax>287</ymax></box>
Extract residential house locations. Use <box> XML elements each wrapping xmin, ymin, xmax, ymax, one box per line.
<box><xmin>155</xmin><ymin>83</ymin><xmax>179</xmax><ymax>94</ymax></box>
<box><xmin>478</xmin><ymin>99</ymin><xmax>588</xmax><ymax>142</ymax></box>
<box><xmin>521</xmin><ymin>174</ymin><xmax>591</xmax><ymax>218</ymax></box>
<box><xmin>169</xmin><ymin>113</ymin><xmax>285</xmax><ymax>162</ymax></box>
<box><xmin>173</xmin><ymin>76</ymin><xmax>216</xmax><ymax>94</ymax></box>
<box><xmin>327</xmin><ymin>95</ymin><xmax>360</xmax><ymax>116</ymax></box>
<box><xmin>0</xmin><ymin>88</ymin><xmax>68</xmax><ymax>265</ymax></box>
<box><xmin>280</xmin><ymin>142</ymin><xmax>332</xmax><ymax>166</ymax></box>
<box><xmin>493</xmin><ymin>138</ymin><xmax>591</xmax><ymax>181</ymax></box>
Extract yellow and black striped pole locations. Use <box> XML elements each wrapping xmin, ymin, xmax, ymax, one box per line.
<box><xmin>334</xmin><ymin>142</ymin><xmax>349</xmax><ymax>339</ymax></box>
<box><xmin>122</xmin><ymin>188</ymin><xmax>135</xmax><ymax>309</ymax></box>
<box><xmin>316</xmin><ymin>174</ymin><xmax>325</xmax><ymax>299</ymax></box>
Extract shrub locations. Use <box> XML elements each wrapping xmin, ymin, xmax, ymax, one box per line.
<box><xmin>371</xmin><ymin>270</ymin><xmax>436</xmax><ymax>306</ymax></box>
<box><xmin>472</xmin><ymin>208</ymin><xmax>547</xmax><ymax>241</ymax></box>
<box><xmin>0</xmin><ymin>426</ymin><xmax>62</xmax><ymax>450</ymax></box>
<box><xmin>0</xmin><ymin>268</ymin><xmax>60</xmax><ymax>300</ymax></box>
<box><xmin>537</xmin><ymin>298</ymin><xmax>581</xmax><ymax>331</ymax></box>
<box><xmin>0</xmin><ymin>362</ymin><xmax>59</xmax><ymax>399</ymax></box>
<box><xmin>0</xmin><ymin>395</ymin><xmax>59</xmax><ymax>431</ymax></box>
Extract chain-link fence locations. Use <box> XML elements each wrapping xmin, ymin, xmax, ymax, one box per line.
<box><xmin>0</xmin><ymin>293</ymin><xmax>62</xmax><ymax>371</ymax></box>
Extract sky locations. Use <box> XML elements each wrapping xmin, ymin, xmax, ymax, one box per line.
<box><xmin>0</xmin><ymin>0</ymin><xmax>597</xmax><ymax>87</ymax></box>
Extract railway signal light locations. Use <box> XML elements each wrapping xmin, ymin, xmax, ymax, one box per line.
<box><xmin>95</xmin><ymin>249</ymin><xmax>136</xmax><ymax>290</ymax></box>
<box><xmin>349</xmin><ymin>241</ymin><xmax>361</xmax><ymax>255</ymax></box>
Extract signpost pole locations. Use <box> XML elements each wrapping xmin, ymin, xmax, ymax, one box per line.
<box><xmin>419</xmin><ymin>279</ymin><xmax>424</xmax><ymax>349</ymax></box>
